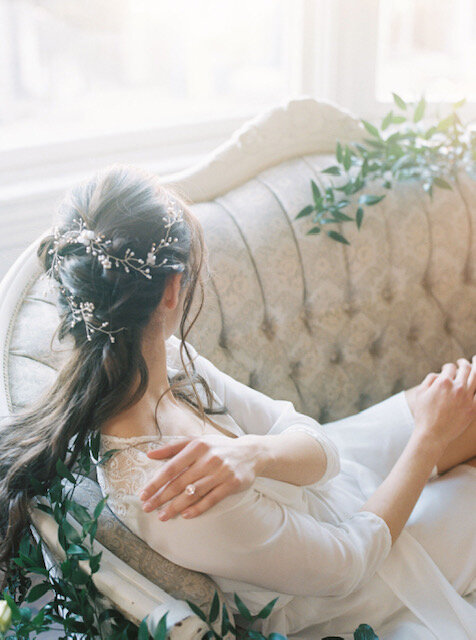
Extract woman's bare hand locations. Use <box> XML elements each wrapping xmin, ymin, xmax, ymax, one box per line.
<box><xmin>137</xmin><ymin>434</ymin><xmax>260</xmax><ymax>520</ymax></box>
<box><xmin>412</xmin><ymin>356</ymin><xmax>476</xmax><ymax>448</ymax></box>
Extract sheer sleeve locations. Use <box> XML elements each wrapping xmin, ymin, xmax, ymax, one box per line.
<box><xmin>186</xmin><ymin>346</ymin><xmax>340</xmax><ymax>488</ymax></box>
<box><xmin>114</xmin><ymin>455</ymin><xmax>392</xmax><ymax>599</ymax></box>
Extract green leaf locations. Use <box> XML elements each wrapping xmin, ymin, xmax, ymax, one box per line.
<box><xmin>55</xmin><ymin>459</ymin><xmax>76</xmax><ymax>484</ymax></box>
<box><xmin>89</xmin><ymin>552</ymin><xmax>102</xmax><ymax>574</ymax></box>
<box><xmin>356</xmin><ymin>207</ymin><xmax>364</xmax><ymax>229</ymax></box>
<box><xmin>423</xmin><ymin>125</ymin><xmax>437</xmax><ymax>139</ymax></box>
<box><xmin>25</xmin><ymin>566</ymin><xmax>49</xmax><ymax>577</ymax></box>
<box><xmin>233</xmin><ymin>594</ymin><xmax>253</xmax><ymax>621</ymax></box>
<box><xmin>138</xmin><ymin>618</ymin><xmax>150</xmax><ymax>640</ymax></box>
<box><xmin>19</xmin><ymin>606</ymin><xmax>33</xmax><ymax>622</ymax></box>
<box><xmin>311</xmin><ymin>179</ymin><xmax>321</xmax><ymax>202</ymax></box>
<box><xmin>68</xmin><ymin>501</ymin><xmax>92</xmax><ymax>525</ymax></box>
<box><xmin>362</xmin><ymin>120</ymin><xmax>380</xmax><ymax>138</ymax></box>
<box><xmin>392</xmin><ymin>92</ymin><xmax>407</xmax><ymax>110</ymax></box>
<box><xmin>343</xmin><ymin>146</ymin><xmax>352</xmax><ymax>171</ymax></box>
<box><xmin>221</xmin><ymin>602</ymin><xmax>234</xmax><ymax>637</ymax></box>
<box><xmin>90</xmin><ymin>431</ymin><xmax>101</xmax><ymax>461</ymax></box>
<box><xmin>390</xmin><ymin>115</ymin><xmax>406</xmax><ymax>125</ymax></box>
<box><xmin>413</xmin><ymin>96</ymin><xmax>426</xmax><ymax>123</ymax></box>
<box><xmin>336</xmin><ymin>141</ymin><xmax>343</xmax><ymax>163</ymax></box>
<box><xmin>153</xmin><ymin>612</ymin><xmax>168</xmax><ymax>640</ymax></box>
<box><xmin>26</xmin><ymin>582</ymin><xmax>50</xmax><ymax>602</ymax></box>
<box><xmin>433</xmin><ymin>177</ymin><xmax>452</xmax><ymax>190</ymax></box>
<box><xmin>70</xmin><ymin>568</ymin><xmax>89</xmax><ymax>585</ymax></box>
<box><xmin>97</xmin><ymin>448</ymin><xmax>120</xmax><ymax>466</ymax></box>
<box><xmin>327</xmin><ymin>230</ymin><xmax>350</xmax><ymax>245</ymax></box>
<box><xmin>295</xmin><ymin>204</ymin><xmax>314</xmax><ymax>219</ymax></box>
<box><xmin>185</xmin><ymin>600</ymin><xmax>207</xmax><ymax>622</ymax></box>
<box><xmin>93</xmin><ymin>496</ymin><xmax>107</xmax><ymax>520</ymax></box>
<box><xmin>60</xmin><ymin>519</ymin><xmax>82</xmax><ymax>545</ymax></box>
<box><xmin>26</xmin><ymin>470</ymin><xmax>46</xmax><ymax>494</ymax></box>
<box><xmin>306</xmin><ymin>226</ymin><xmax>321</xmax><ymax>235</ymax></box>
<box><xmin>3</xmin><ymin>593</ymin><xmax>21</xmax><ymax>623</ymax></box>
<box><xmin>209</xmin><ymin>590</ymin><xmax>220</xmax><ymax>623</ymax></box>
<box><xmin>321</xmin><ymin>166</ymin><xmax>341</xmax><ymax>175</ymax></box>
<box><xmin>381</xmin><ymin>111</ymin><xmax>393</xmax><ymax>130</ymax></box>
<box><xmin>436</xmin><ymin>113</ymin><xmax>456</xmax><ymax>132</ymax></box>
<box><xmin>33</xmin><ymin>503</ymin><xmax>53</xmax><ymax>516</ymax></box>
<box><xmin>392</xmin><ymin>154</ymin><xmax>414</xmax><ymax>172</ymax></box>
<box><xmin>423</xmin><ymin>181</ymin><xmax>434</xmax><ymax>200</ymax></box>
<box><xmin>329</xmin><ymin>209</ymin><xmax>354</xmax><ymax>222</ymax></box>
<box><xmin>256</xmin><ymin>596</ymin><xmax>279</xmax><ymax>619</ymax></box>
<box><xmin>453</xmin><ymin>97</ymin><xmax>466</xmax><ymax>109</ymax></box>
<box><xmin>354</xmin><ymin>623</ymin><xmax>379</xmax><ymax>639</ymax></box>
<box><xmin>67</xmin><ymin>544</ymin><xmax>89</xmax><ymax>559</ymax></box>
<box><xmin>358</xmin><ymin>194</ymin><xmax>385</xmax><ymax>206</ymax></box>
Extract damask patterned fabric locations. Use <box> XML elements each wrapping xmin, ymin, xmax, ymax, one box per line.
<box><xmin>9</xmin><ymin>159</ymin><xmax>476</xmax><ymax>423</ymax></box>
<box><xmin>5</xmin><ymin>141</ymin><xmax>476</xmax><ymax>636</ymax></box>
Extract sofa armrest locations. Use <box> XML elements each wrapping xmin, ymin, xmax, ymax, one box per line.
<box><xmin>29</xmin><ymin>502</ymin><xmax>233</xmax><ymax>639</ymax></box>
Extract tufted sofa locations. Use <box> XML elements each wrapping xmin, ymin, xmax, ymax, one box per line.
<box><xmin>1</xmin><ymin>96</ymin><xmax>476</xmax><ymax>638</ymax></box>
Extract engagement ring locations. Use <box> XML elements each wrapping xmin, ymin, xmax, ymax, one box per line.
<box><xmin>185</xmin><ymin>483</ymin><xmax>197</xmax><ymax>496</ymax></box>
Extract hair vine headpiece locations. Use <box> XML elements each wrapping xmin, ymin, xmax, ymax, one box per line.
<box><xmin>47</xmin><ymin>197</ymin><xmax>185</xmax><ymax>281</ymax></box>
<box><xmin>59</xmin><ymin>286</ymin><xmax>125</xmax><ymax>343</ymax></box>
<box><xmin>44</xmin><ymin>196</ymin><xmax>187</xmax><ymax>343</ymax></box>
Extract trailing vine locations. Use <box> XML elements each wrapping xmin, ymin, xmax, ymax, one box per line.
<box><xmin>0</xmin><ymin>432</ymin><xmax>380</xmax><ymax>638</ymax></box>
<box><xmin>296</xmin><ymin>94</ymin><xmax>476</xmax><ymax>244</ymax></box>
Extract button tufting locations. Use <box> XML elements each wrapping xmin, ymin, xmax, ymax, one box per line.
<box><xmin>407</xmin><ymin>326</ymin><xmax>418</xmax><ymax>342</ymax></box>
<box><xmin>329</xmin><ymin>347</ymin><xmax>342</xmax><ymax>364</ymax></box>
<box><xmin>421</xmin><ymin>274</ymin><xmax>432</xmax><ymax>292</ymax></box>
<box><xmin>443</xmin><ymin>316</ymin><xmax>452</xmax><ymax>334</ymax></box>
<box><xmin>368</xmin><ymin>336</ymin><xmax>382</xmax><ymax>357</ymax></box>
<box><xmin>318</xmin><ymin>405</ymin><xmax>330</xmax><ymax>423</ymax></box>
<box><xmin>290</xmin><ymin>360</ymin><xmax>302</xmax><ymax>377</ymax></box>
<box><xmin>343</xmin><ymin>301</ymin><xmax>358</xmax><ymax>316</ymax></box>
<box><xmin>249</xmin><ymin>370</ymin><xmax>260</xmax><ymax>389</ymax></box>
<box><xmin>382</xmin><ymin>286</ymin><xmax>393</xmax><ymax>302</ymax></box>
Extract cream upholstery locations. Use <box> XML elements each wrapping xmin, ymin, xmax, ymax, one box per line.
<box><xmin>2</xmin><ymin>96</ymin><xmax>476</xmax><ymax>637</ymax></box>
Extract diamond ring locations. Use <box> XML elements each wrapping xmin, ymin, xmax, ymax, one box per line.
<box><xmin>185</xmin><ymin>483</ymin><xmax>197</xmax><ymax>496</ymax></box>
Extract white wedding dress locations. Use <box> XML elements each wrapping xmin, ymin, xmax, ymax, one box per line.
<box><xmin>96</xmin><ymin>336</ymin><xmax>476</xmax><ymax>640</ymax></box>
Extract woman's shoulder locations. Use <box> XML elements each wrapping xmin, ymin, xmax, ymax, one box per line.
<box><xmin>165</xmin><ymin>334</ymin><xmax>199</xmax><ymax>372</ymax></box>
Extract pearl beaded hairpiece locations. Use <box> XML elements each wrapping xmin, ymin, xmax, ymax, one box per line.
<box><xmin>44</xmin><ymin>196</ymin><xmax>186</xmax><ymax>343</ymax></box>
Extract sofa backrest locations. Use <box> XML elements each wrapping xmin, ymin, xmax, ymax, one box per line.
<box><xmin>2</xmin><ymin>97</ymin><xmax>476</xmax><ymax>427</ymax></box>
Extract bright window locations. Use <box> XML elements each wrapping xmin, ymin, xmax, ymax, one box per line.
<box><xmin>376</xmin><ymin>0</ymin><xmax>476</xmax><ymax>103</ymax></box>
<box><xmin>0</xmin><ymin>0</ymin><xmax>293</xmax><ymax>149</ymax></box>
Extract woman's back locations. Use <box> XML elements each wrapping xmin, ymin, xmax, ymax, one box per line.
<box><xmin>96</xmin><ymin>337</ymin><xmax>476</xmax><ymax>639</ymax></box>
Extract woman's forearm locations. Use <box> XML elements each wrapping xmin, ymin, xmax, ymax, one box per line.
<box><xmin>242</xmin><ymin>432</ymin><xmax>328</xmax><ymax>486</ymax></box>
<box><xmin>359</xmin><ymin>431</ymin><xmax>446</xmax><ymax>544</ymax></box>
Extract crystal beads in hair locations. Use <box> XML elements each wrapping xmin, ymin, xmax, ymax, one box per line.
<box><xmin>44</xmin><ymin>195</ymin><xmax>187</xmax><ymax>343</ymax></box>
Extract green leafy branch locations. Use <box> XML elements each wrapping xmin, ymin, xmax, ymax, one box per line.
<box><xmin>1</xmin><ymin>432</ymin><xmax>381</xmax><ymax>639</ymax></box>
<box><xmin>295</xmin><ymin>94</ymin><xmax>476</xmax><ymax>245</ymax></box>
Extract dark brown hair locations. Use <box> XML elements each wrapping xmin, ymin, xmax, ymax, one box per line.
<box><xmin>0</xmin><ymin>164</ymin><xmax>232</xmax><ymax>572</ymax></box>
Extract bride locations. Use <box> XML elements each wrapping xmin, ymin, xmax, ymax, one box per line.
<box><xmin>0</xmin><ymin>164</ymin><xmax>475</xmax><ymax>639</ymax></box>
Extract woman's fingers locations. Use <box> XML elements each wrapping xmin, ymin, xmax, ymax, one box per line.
<box><xmin>440</xmin><ymin>361</ymin><xmax>457</xmax><ymax>379</ymax></box>
<box><xmin>139</xmin><ymin>439</ymin><xmax>196</xmax><ymax>502</ymax></box>
<box><xmin>180</xmin><ymin>482</ymin><xmax>237</xmax><ymax>519</ymax></box>
<box><xmin>422</xmin><ymin>372</ymin><xmax>439</xmax><ymax>388</ymax></box>
<box><xmin>146</xmin><ymin>441</ymin><xmax>189</xmax><ymax>460</ymax></box>
<box><xmin>157</xmin><ymin>475</ymin><xmax>219</xmax><ymax>520</ymax></box>
<box><xmin>158</xmin><ymin>477</ymin><xmax>235</xmax><ymax>521</ymax></box>
<box><xmin>142</xmin><ymin>460</ymin><xmax>216</xmax><ymax>512</ymax></box>
<box><xmin>454</xmin><ymin>358</ymin><xmax>472</xmax><ymax>387</ymax></box>
<box><xmin>468</xmin><ymin>355</ymin><xmax>476</xmax><ymax>392</ymax></box>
